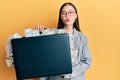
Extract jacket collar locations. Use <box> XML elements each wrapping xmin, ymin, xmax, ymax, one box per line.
<box><xmin>73</xmin><ymin>28</ymin><xmax>80</xmax><ymax>37</ymax></box>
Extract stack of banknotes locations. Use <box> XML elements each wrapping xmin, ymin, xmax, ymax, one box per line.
<box><xmin>5</xmin><ymin>28</ymin><xmax>66</xmax><ymax>67</ymax></box>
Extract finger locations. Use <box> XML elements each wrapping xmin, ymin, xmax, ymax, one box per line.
<box><xmin>35</xmin><ymin>25</ymin><xmax>45</xmax><ymax>32</ymax></box>
<box><xmin>37</xmin><ymin>25</ymin><xmax>40</xmax><ymax>31</ymax></box>
<box><xmin>35</xmin><ymin>25</ymin><xmax>39</xmax><ymax>30</ymax></box>
<box><xmin>39</xmin><ymin>25</ymin><xmax>45</xmax><ymax>31</ymax></box>
<box><xmin>39</xmin><ymin>25</ymin><xmax>44</xmax><ymax>29</ymax></box>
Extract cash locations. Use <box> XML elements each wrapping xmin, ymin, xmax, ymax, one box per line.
<box><xmin>5</xmin><ymin>28</ymin><xmax>66</xmax><ymax>67</ymax></box>
<box><xmin>6</xmin><ymin>57</ymin><xmax>14</xmax><ymax>67</ymax></box>
<box><xmin>24</xmin><ymin>28</ymin><xmax>40</xmax><ymax>37</ymax></box>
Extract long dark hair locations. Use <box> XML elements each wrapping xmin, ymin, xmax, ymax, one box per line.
<box><xmin>57</xmin><ymin>2</ymin><xmax>81</xmax><ymax>32</ymax></box>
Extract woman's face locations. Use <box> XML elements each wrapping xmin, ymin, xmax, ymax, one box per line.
<box><xmin>61</xmin><ymin>4</ymin><xmax>77</xmax><ymax>27</ymax></box>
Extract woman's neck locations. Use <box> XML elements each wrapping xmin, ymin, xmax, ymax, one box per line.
<box><xmin>64</xmin><ymin>25</ymin><xmax>74</xmax><ymax>34</ymax></box>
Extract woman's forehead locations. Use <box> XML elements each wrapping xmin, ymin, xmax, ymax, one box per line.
<box><xmin>61</xmin><ymin>5</ymin><xmax>75</xmax><ymax>11</ymax></box>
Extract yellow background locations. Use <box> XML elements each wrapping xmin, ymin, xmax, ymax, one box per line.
<box><xmin>0</xmin><ymin>0</ymin><xmax>120</xmax><ymax>80</ymax></box>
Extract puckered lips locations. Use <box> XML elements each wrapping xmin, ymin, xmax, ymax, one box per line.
<box><xmin>65</xmin><ymin>19</ymin><xmax>70</xmax><ymax>22</ymax></box>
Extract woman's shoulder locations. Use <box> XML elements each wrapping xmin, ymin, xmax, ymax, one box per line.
<box><xmin>74</xmin><ymin>29</ymin><xmax>87</xmax><ymax>39</ymax></box>
<box><xmin>75</xmin><ymin>30</ymin><xmax>88</xmax><ymax>45</ymax></box>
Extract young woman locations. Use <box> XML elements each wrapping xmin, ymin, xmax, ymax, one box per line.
<box><xmin>37</xmin><ymin>2</ymin><xmax>92</xmax><ymax>80</ymax></box>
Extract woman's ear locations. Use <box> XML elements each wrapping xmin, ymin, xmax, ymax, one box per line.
<box><xmin>75</xmin><ymin>14</ymin><xmax>78</xmax><ymax>19</ymax></box>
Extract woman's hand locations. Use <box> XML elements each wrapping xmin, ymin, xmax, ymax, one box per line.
<box><xmin>35</xmin><ymin>25</ymin><xmax>45</xmax><ymax>32</ymax></box>
<box><xmin>59</xmin><ymin>74</ymin><xmax>65</xmax><ymax>78</ymax></box>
